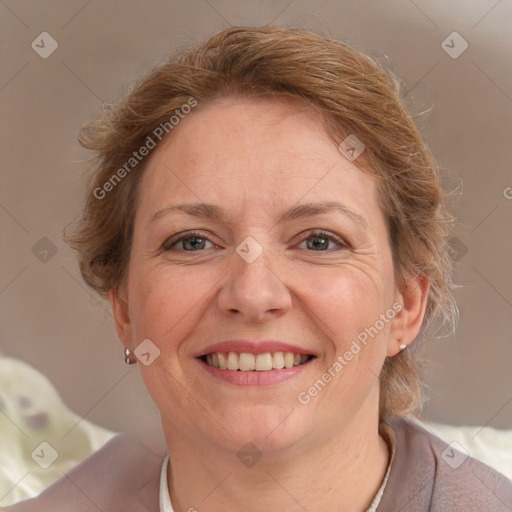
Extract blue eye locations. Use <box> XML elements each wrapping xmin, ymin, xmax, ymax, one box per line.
<box><xmin>161</xmin><ymin>230</ymin><xmax>348</xmax><ymax>253</ymax></box>
<box><xmin>299</xmin><ymin>230</ymin><xmax>347</xmax><ymax>251</ymax></box>
<box><xmin>162</xmin><ymin>231</ymin><xmax>214</xmax><ymax>251</ymax></box>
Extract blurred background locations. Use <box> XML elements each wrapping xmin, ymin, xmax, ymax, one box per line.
<box><xmin>1</xmin><ymin>0</ymin><xmax>511</xmax><ymax>434</ymax></box>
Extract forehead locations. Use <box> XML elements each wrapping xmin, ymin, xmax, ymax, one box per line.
<box><xmin>137</xmin><ymin>97</ymin><xmax>379</xmax><ymax>221</ymax></box>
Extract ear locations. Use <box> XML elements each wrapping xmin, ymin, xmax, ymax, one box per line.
<box><xmin>386</xmin><ymin>274</ymin><xmax>429</xmax><ymax>357</ymax></box>
<box><xmin>109</xmin><ymin>285</ymin><xmax>133</xmax><ymax>349</ymax></box>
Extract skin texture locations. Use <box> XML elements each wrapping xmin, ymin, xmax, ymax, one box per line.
<box><xmin>110</xmin><ymin>97</ymin><xmax>428</xmax><ymax>512</ymax></box>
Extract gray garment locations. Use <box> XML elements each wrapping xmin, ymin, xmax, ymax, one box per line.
<box><xmin>379</xmin><ymin>417</ymin><xmax>511</xmax><ymax>511</ymax></box>
<box><xmin>4</xmin><ymin>417</ymin><xmax>511</xmax><ymax>511</ymax></box>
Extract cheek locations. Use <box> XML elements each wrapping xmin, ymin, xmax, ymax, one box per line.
<box><xmin>296</xmin><ymin>264</ymin><xmax>391</xmax><ymax>338</ymax></box>
<box><xmin>126</xmin><ymin>264</ymin><xmax>215</xmax><ymax>415</ymax></box>
<box><xmin>302</xmin><ymin>271</ymin><xmax>395</xmax><ymax>396</ymax></box>
<box><xmin>127</xmin><ymin>262</ymin><xmax>216</xmax><ymax>348</ymax></box>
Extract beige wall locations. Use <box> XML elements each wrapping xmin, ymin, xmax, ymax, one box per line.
<box><xmin>1</xmin><ymin>0</ymin><xmax>511</xmax><ymax>432</ymax></box>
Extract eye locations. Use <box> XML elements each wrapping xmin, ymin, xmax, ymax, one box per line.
<box><xmin>297</xmin><ymin>230</ymin><xmax>348</xmax><ymax>251</ymax></box>
<box><xmin>162</xmin><ymin>231</ymin><xmax>215</xmax><ymax>252</ymax></box>
<box><xmin>161</xmin><ymin>230</ymin><xmax>348</xmax><ymax>253</ymax></box>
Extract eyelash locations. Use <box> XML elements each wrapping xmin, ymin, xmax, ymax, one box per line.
<box><xmin>161</xmin><ymin>230</ymin><xmax>349</xmax><ymax>252</ymax></box>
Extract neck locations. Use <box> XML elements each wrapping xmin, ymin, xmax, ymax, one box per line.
<box><xmin>163</xmin><ymin>399</ymin><xmax>389</xmax><ymax>512</ymax></box>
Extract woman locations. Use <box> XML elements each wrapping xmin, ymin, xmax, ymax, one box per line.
<box><xmin>6</xmin><ymin>25</ymin><xmax>511</xmax><ymax>511</ymax></box>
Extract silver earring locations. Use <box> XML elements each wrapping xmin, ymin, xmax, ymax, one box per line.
<box><xmin>399</xmin><ymin>344</ymin><xmax>407</xmax><ymax>351</ymax></box>
<box><xmin>124</xmin><ymin>348</ymin><xmax>137</xmax><ymax>365</ymax></box>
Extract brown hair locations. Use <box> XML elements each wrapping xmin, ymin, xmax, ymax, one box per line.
<box><xmin>65</xmin><ymin>25</ymin><xmax>457</xmax><ymax>421</ymax></box>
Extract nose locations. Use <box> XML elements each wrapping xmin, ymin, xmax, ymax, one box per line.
<box><xmin>216</xmin><ymin>247</ymin><xmax>292</xmax><ymax>323</ymax></box>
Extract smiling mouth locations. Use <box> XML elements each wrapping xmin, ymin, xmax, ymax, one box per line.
<box><xmin>200</xmin><ymin>351</ymin><xmax>315</xmax><ymax>371</ymax></box>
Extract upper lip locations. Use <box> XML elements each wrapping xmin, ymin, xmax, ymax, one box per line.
<box><xmin>194</xmin><ymin>340</ymin><xmax>316</xmax><ymax>358</ymax></box>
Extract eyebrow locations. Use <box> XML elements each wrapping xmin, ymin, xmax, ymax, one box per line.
<box><xmin>147</xmin><ymin>201</ymin><xmax>368</xmax><ymax>228</ymax></box>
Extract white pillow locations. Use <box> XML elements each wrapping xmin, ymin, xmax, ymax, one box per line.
<box><xmin>0</xmin><ymin>357</ymin><xmax>115</xmax><ymax>507</ymax></box>
<box><xmin>420</xmin><ymin>419</ymin><xmax>512</xmax><ymax>479</ymax></box>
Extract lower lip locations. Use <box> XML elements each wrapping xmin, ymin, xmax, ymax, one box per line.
<box><xmin>197</xmin><ymin>358</ymin><xmax>313</xmax><ymax>386</ymax></box>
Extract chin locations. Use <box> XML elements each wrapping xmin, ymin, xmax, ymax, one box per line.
<box><xmin>211</xmin><ymin>405</ymin><xmax>312</xmax><ymax>454</ymax></box>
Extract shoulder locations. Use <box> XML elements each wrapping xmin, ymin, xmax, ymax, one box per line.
<box><xmin>2</xmin><ymin>429</ymin><xmax>167</xmax><ymax>512</ymax></box>
<box><xmin>378</xmin><ymin>416</ymin><xmax>512</xmax><ymax>511</ymax></box>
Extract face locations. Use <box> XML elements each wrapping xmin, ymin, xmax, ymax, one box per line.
<box><xmin>111</xmin><ymin>97</ymin><xmax>426</xmax><ymax>453</ymax></box>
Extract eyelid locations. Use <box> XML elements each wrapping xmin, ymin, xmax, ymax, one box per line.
<box><xmin>161</xmin><ymin>228</ymin><xmax>350</xmax><ymax>252</ymax></box>
<box><xmin>161</xmin><ymin>230</ymin><xmax>215</xmax><ymax>251</ymax></box>
<box><xmin>295</xmin><ymin>229</ymin><xmax>350</xmax><ymax>250</ymax></box>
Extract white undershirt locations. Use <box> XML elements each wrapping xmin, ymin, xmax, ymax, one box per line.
<box><xmin>159</xmin><ymin>454</ymin><xmax>173</xmax><ymax>512</ymax></box>
<box><xmin>159</xmin><ymin>435</ymin><xmax>395</xmax><ymax>512</ymax></box>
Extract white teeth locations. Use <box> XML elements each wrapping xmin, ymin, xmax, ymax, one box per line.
<box><xmin>218</xmin><ymin>352</ymin><xmax>227</xmax><ymax>369</ymax></box>
<box><xmin>239</xmin><ymin>352</ymin><xmax>255</xmax><ymax>371</ymax></box>
<box><xmin>227</xmin><ymin>352</ymin><xmax>239</xmax><ymax>370</ymax></box>
<box><xmin>284</xmin><ymin>352</ymin><xmax>295</xmax><ymax>368</ymax></box>
<box><xmin>272</xmin><ymin>352</ymin><xmax>285</xmax><ymax>369</ymax></box>
<box><xmin>204</xmin><ymin>351</ymin><xmax>312</xmax><ymax>370</ymax></box>
<box><xmin>255</xmin><ymin>353</ymin><xmax>273</xmax><ymax>371</ymax></box>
